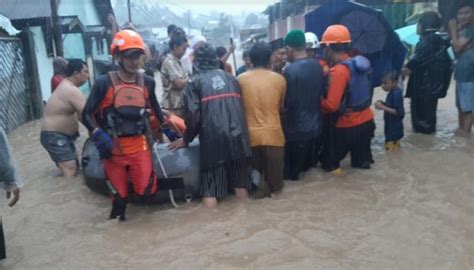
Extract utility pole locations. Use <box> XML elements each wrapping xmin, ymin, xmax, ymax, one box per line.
<box><xmin>230</xmin><ymin>15</ymin><xmax>234</xmax><ymax>39</ymax></box>
<box><xmin>50</xmin><ymin>0</ymin><xmax>63</xmax><ymax>56</ymax></box>
<box><xmin>230</xmin><ymin>16</ymin><xmax>237</xmax><ymax>73</ymax></box>
<box><xmin>127</xmin><ymin>0</ymin><xmax>132</xmax><ymax>23</ymax></box>
<box><xmin>187</xmin><ymin>10</ymin><xmax>191</xmax><ymax>36</ymax></box>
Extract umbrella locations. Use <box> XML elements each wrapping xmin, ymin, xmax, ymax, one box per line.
<box><xmin>305</xmin><ymin>0</ymin><xmax>407</xmax><ymax>87</ymax></box>
<box><xmin>340</xmin><ymin>10</ymin><xmax>387</xmax><ymax>54</ymax></box>
<box><xmin>395</xmin><ymin>24</ymin><xmax>419</xmax><ymax>47</ymax></box>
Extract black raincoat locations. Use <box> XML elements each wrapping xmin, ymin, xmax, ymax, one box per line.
<box><xmin>406</xmin><ymin>33</ymin><xmax>452</xmax><ymax>99</ymax></box>
<box><xmin>182</xmin><ymin>68</ymin><xmax>252</xmax><ymax>170</ymax></box>
<box><xmin>405</xmin><ymin>33</ymin><xmax>452</xmax><ymax>134</ymax></box>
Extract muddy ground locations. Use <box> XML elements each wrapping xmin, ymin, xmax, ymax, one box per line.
<box><xmin>1</xmin><ymin>83</ymin><xmax>473</xmax><ymax>269</ymax></box>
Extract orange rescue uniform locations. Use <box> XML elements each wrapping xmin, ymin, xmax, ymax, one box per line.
<box><xmin>321</xmin><ymin>55</ymin><xmax>374</xmax><ymax>127</ymax></box>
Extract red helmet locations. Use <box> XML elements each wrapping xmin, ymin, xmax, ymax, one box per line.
<box><xmin>110</xmin><ymin>30</ymin><xmax>145</xmax><ymax>55</ymax></box>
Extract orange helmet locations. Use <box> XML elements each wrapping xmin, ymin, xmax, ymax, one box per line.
<box><xmin>320</xmin><ymin>25</ymin><xmax>352</xmax><ymax>45</ymax></box>
<box><xmin>110</xmin><ymin>30</ymin><xmax>145</xmax><ymax>55</ymax></box>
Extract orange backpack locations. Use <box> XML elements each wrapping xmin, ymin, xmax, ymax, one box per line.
<box><xmin>106</xmin><ymin>71</ymin><xmax>149</xmax><ymax>137</ymax></box>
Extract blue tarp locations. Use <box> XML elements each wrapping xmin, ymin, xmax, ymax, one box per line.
<box><xmin>305</xmin><ymin>0</ymin><xmax>407</xmax><ymax>87</ymax></box>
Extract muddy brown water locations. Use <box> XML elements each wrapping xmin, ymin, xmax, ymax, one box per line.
<box><xmin>1</xmin><ymin>84</ymin><xmax>473</xmax><ymax>269</ymax></box>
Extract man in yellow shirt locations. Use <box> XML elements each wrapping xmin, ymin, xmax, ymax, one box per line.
<box><xmin>238</xmin><ymin>42</ymin><xmax>286</xmax><ymax>196</ymax></box>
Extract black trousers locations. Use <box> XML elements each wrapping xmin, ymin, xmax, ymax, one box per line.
<box><xmin>410</xmin><ymin>96</ymin><xmax>438</xmax><ymax>134</ymax></box>
<box><xmin>284</xmin><ymin>138</ymin><xmax>320</xmax><ymax>181</ymax></box>
<box><xmin>322</xmin><ymin>120</ymin><xmax>375</xmax><ymax>170</ymax></box>
<box><xmin>320</xmin><ymin>114</ymin><xmax>339</xmax><ymax>172</ymax></box>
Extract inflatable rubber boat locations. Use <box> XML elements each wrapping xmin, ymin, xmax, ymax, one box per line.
<box><xmin>81</xmin><ymin>138</ymin><xmax>201</xmax><ymax>204</ymax></box>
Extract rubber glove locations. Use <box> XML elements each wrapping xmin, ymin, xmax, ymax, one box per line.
<box><xmin>92</xmin><ymin>128</ymin><xmax>113</xmax><ymax>159</ymax></box>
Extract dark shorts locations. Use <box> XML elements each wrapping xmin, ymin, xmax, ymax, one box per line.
<box><xmin>200</xmin><ymin>158</ymin><xmax>251</xmax><ymax>199</ymax></box>
<box><xmin>40</xmin><ymin>131</ymin><xmax>79</xmax><ymax>163</ymax></box>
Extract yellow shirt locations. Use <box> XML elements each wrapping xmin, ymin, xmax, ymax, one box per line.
<box><xmin>238</xmin><ymin>69</ymin><xmax>286</xmax><ymax>147</ymax></box>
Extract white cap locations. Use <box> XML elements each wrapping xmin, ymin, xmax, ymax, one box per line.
<box><xmin>305</xmin><ymin>32</ymin><xmax>320</xmax><ymax>49</ymax></box>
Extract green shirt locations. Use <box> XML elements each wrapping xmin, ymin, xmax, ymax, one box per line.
<box><xmin>455</xmin><ymin>25</ymin><xmax>474</xmax><ymax>82</ymax></box>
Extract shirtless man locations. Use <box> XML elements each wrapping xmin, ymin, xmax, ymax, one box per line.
<box><xmin>40</xmin><ymin>59</ymin><xmax>89</xmax><ymax>177</ymax></box>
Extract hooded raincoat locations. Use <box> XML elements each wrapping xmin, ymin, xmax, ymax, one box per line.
<box><xmin>406</xmin><ymin>33</ymin><xmax>452</xmax><ymax>99</ymax></box>
<box><xmin>406</xmin><ymin>32</ymin><xmax>452</xmax><ymax>134</ymax></box>
<box><xmin>182</xmin><ymin>68</ymin><xmax>252</xmax><ymax>170</ymax></box>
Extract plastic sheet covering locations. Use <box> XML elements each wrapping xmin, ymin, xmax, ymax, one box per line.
<box><xmin>0</xmin><ymin>14</ymin><xmax>20</xmax><ymax>36</ymax></box>
<box><xmin>0</xmin><ymin>127</ymin><xmax>21</xmax><ymax>191</ymax></box>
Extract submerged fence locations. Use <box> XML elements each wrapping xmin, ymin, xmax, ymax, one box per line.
<box><xmin>0</xmin><ymin>37</ymin><xmax>32</xmax><ymax>133</ymax></box>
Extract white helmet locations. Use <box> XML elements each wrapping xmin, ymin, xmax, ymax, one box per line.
<box><xmin>305</xmin><ymin>32</ymin><xmax>320</xmax><ymax>49</ymax></box>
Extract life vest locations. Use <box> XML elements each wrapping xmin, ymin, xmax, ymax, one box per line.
<box><xmin>166</xmin><ymin>114</ymin><xmax>186</xmax><ymax>135</ymax></box>
<box><xmin>104</xmin><ymin>71</ymin><xmax>149</xmax><ymax>137</ymax></box>
<box><xmin>162</xmin><ymin>113</ymin><xmax>186</xmax><ymax>141</ymax></box>
<box><xmin>339</xmin><ymin>56</ymin><xmax>373</xmax><ymax>114</ymax></box>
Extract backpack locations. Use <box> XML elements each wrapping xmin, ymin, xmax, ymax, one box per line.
<box><xmin>105</xmin><ymin>71</ymin><xmax>149</xmax><ymax>137</ymax></box>
<box><xmin>339</xmin><ymin>56</ymin><xmax>374</xmax><ymax>114</ymax></box>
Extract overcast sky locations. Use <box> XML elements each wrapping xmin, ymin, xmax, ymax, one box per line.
<box><xmin>111</xmin><ymin>0</ymin><xmax>279</xmax><ymax>17</ymax></box>
<box><xmin>157</xmin><ymin>0</ymin><xmax>279</xmax><ymax>15</ymax></box>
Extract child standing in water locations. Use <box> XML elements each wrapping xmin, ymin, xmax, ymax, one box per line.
<box><xmin>375</xmin><ymin>72</ymin><xmax>405</xmax><ymax>151</ymax></box>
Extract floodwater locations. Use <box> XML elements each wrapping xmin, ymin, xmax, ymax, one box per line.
<box><xmin>1</xmin><ymin>83</ymin><xmax>473</xmax><ymax>269</ymax></box>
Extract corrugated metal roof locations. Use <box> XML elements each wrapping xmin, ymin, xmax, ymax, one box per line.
<box><xmin>0</xmin><ymin>0</ymin><xmax>51</xmax><ymax>21</ymax></box>
<box><xmin>60</xmin><ymin>16</ymin><xmax>85</xmax><ymax>33</ymax></box>
<box><xmin>60</xmin><ymin>16</ymin><xmax>77</xmax><ymax>25</ymax></box>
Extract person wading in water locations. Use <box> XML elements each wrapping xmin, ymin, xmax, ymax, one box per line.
<box><xmin>40</xmin><ymin>59</ymin><xmax>89</xmax><ymax>177</ymax></box>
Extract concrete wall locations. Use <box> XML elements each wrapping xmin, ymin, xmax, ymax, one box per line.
<box><xmin>14</xmin><ymin>1</ymin><xmax>104</xmax><ymax>102</ymax></box>
<box><xmin>30</xmin><ymin>29</ymin><xmax>94</xmax><ymax>101</ymax></box>
<box><xmin>62</xmin><ymin>33</ymin><xmax>90</xmax><ymax>94</ymax></box>
<box><xmin>58</xmin><ymin>0</ymin><xmax>107</xmax><ymax>95</ymax></box>
<box><xmin>63</xmin><ymin>33</ymin><xmax>86</xmax><ymax>60</ymax></box>
<box><xmin>30</xmin><ymin>26</ymin><xmax>53</xmax><ymax>101</ymax></box>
